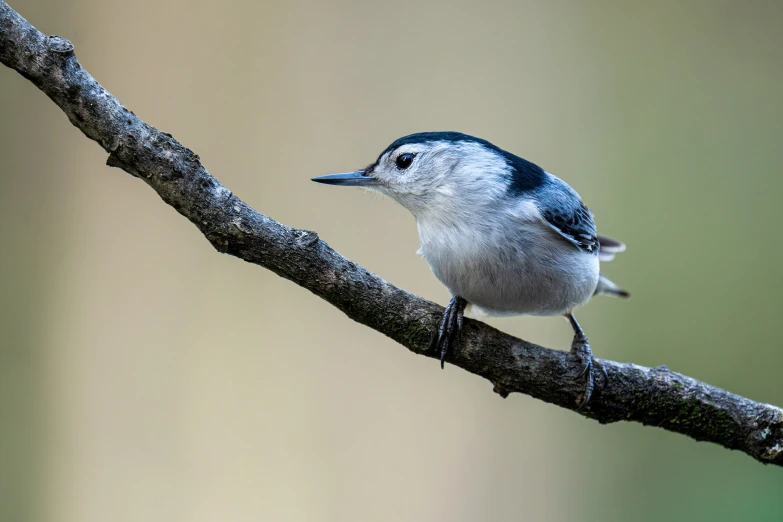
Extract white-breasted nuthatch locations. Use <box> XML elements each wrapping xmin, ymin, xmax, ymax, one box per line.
<box><xmin>313</xmin><ymin>132</ymin><xmax>628</xmax><ymax>405</ymax></box>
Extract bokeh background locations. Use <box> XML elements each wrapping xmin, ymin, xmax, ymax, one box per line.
<box><xmin>2</xmin><ymin>1</ymin><xmax>783</xmax><ymax>521</ymax></box>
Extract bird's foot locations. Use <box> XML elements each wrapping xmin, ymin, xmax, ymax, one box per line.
<box><xmin>430</xmin><ymin>296</ymin><xmax>467</xmax><ymax>368</ymax></box>
<box><xmin>570</xmin><ymin>335</ymin><xmax>607</xmax><ymax>410</ymax></box>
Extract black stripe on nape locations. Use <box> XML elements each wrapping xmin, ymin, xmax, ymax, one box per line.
<box><xmin>378</xmin><ymin>131</ymin><xmax>546</xmax><ymax>195</ymax></box>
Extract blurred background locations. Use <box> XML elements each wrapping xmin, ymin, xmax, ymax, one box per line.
<box><xmin>2</xmin><ymin>0</ymin><xmax>783</xmax><ymax>521</ymax></box>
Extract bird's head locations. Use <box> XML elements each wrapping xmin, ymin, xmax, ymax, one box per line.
<box><xmin>312</xmin><ymin>132</ymin><xmax>546</xmax><ymax>219</ymax></box>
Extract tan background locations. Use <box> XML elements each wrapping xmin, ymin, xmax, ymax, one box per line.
<box><xmin>2</xmin><ymin>1</ymin><xmax>783</xmax><ymax>521</ymax></box>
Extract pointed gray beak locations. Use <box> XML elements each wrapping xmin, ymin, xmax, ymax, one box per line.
<box><xmin>311</xmin><ymin>171</ymin><xmax>378</xmax><ymax>187</ymax></box>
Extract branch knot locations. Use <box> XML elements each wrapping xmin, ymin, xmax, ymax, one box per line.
<box><xmin>46</xmin><ymin>35</ymin><xmax>73</xmax><ymax>54</ymax></box>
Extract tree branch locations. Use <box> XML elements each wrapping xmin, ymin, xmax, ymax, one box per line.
<box><xmin>2</xmin><ymin>0</ymin><xmax>781</xmax><ymax>467</ymax></box>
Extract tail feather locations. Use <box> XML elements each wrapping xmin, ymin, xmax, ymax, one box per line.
<box><xmin>595</xmin><ymin>274</ymin><xmax>630</xmax><ymax>299</ymax></box>
<box><xmin>597</xmin><ymin>235</ymin><xmax>626</xmax><ymax>262</ymax></box>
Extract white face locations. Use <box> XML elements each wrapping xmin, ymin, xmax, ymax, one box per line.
<box><xmin>367</xmin><ymin>140</ymin><xmax>512</xmax><ymax>218</ymax></box>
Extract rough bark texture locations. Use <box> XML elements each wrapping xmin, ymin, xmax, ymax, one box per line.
<box><xmin>2</xmin><ymin>1</ymin><xmax>782</xmax><ymax>467</ymax></box>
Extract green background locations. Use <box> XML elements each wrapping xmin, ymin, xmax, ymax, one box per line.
<box><xmin>2</xmin><ymin>1</ymin><xmax>782</xmax><ymax>521</ymax></box>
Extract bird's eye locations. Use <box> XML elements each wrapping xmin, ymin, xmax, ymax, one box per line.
<box><xmin>395</xmin><ymin>153</ymin><xmax>415</xmax><ymax>170</ymax></box>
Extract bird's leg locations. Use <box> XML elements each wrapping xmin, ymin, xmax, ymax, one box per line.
<box><xmin>430</xmin><ymin>295</ymin><xmax>468</xmax><ymax>368</ymax></box>
<box><xmin>565</xmin><ymin>313</ymin><xmax>608</xmax><ymax>409</ymax></box>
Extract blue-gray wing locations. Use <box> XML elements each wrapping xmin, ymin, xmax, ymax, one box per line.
<box><xmin>536</xmin><ymin>179</ymin><xmax>599</xmax><ymax>254</ymax></box>
<box><xmin>541</xmin><ymin>202</ymin><xmax>599</xmax><ymax>254</ymax></box>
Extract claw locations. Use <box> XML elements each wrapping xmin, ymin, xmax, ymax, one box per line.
<box><xmin>596</xmin><ymin>360</ymin><xmax>609</xmax><ymax>389</ymax></box>
<box><xmin>577</xmin><ymin>381</ymin><xmax>594</xmax><ymax>412</ymax></box>
<box><xmin>576</xmin><ymin>365</ymin><xmax>590</xmax><ymax>380</ymax></box>
<box><xmin>431</xmin><ymin>301</ymin><xmax>452</xmax><ymax>364</ymax></box>
<box><xmin>565</xmin><ymin>313</ymin><xmax>608</xmax><ymax>409</ymax></box>
<box><xmin>573</xmin><ymin>345</ymin><xmax>591</xmax><ymax>380</ymax></box>
<box><xmin>431</xmin><ymin>296</ymin><xmax>467</xmax><ymax>368</ymax></box>
<box><xmin>571</xmin><ymin>339</ymin><xmax>603</xmax><ymax>409</ymax></box>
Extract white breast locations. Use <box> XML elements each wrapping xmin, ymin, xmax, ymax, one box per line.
<box><xmin>417</xmin><ymin>201</ymin><xmax>599</xmax><ymax>317</ymax></box>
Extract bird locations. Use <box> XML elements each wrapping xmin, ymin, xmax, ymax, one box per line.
<box><xmin>312</xmin><ymin>132</ymin><xmax>628</xmax><ymax>406</ymax></box>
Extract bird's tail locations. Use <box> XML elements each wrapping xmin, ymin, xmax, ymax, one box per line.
<box><xmin>597</xmin><ymin>235</ymin><xmax>626</xmax><ymax>262</ymax></box>
<box><xmin>594</xmin><ymin>274</ymin><xmax>630</xmax><ymax>299</ymax></box>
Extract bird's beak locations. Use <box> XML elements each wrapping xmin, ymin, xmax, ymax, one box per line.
<box><xmin>311</xmin><ymin>171</ymin><xmax>378</xmax><ymax>187</ymax></box>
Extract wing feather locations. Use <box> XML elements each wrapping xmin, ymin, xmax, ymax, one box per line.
<box><xmin>540</xmin><ymin>201</ymin><xmax>599</xmax><ymax>254</ymax></box>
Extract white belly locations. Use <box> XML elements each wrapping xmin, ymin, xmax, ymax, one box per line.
<box><xmin>419</xmin><ymin>220</ymin><xmax>600</xmax><ymax>317</ymax></box>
